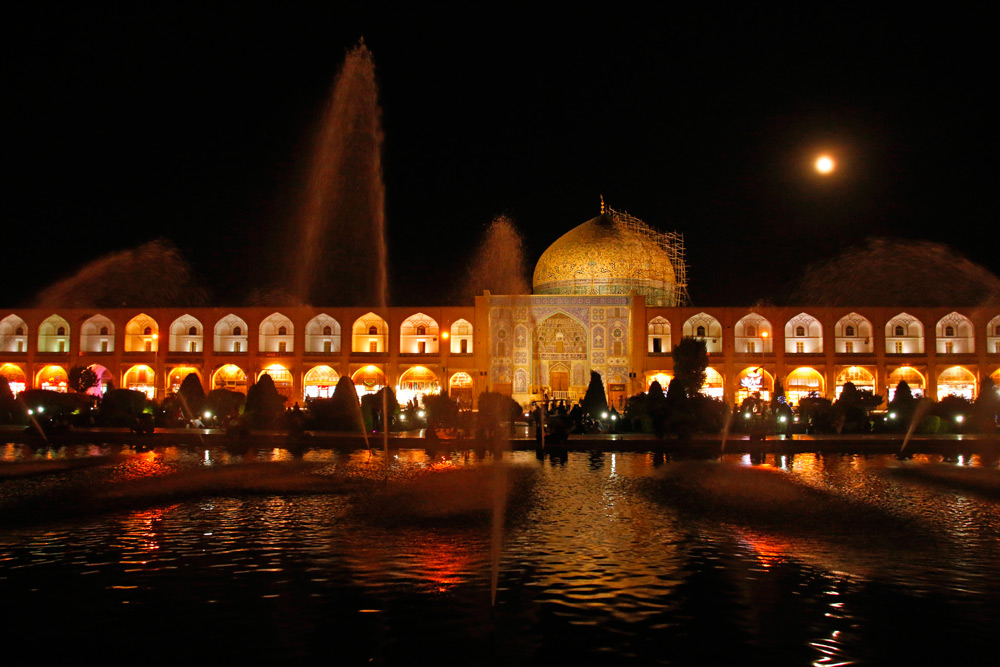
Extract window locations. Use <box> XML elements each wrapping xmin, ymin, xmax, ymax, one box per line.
<box><xmin>278</xmin><ymin>326</ymin><xmax>287</xmax><ymax>336</ymax></box>
<box><xmin>189</xmin><ymin>326</ymin><xmax>197</xmax><ymax>336</ymax></box>
<box><xmin>696</xmin><ymin>325</ymin><xmax>706</xmax><ymax>337</ymax></box>
<box><xmin>324</xmin><ymin>341</ymin><xmax>332</xmax><ymax>353</ymax></box>
<box><xmin>653</xmin><ymin>338</ymin><xmax>662</xmax><ymax>354</ymax></box>
<box><xmin>945</xmin><ymin>325</ymin><xmax>955</xmax><ymax>337</ymax></box>
<box><xmin>796</xmin><ymin>342</ymin><xmax>804</xmax><ymax>353</ymax></box>
<box><xmin>369</xmin><ymin>341</ymin><xmax>378</xmax><ymax>353</ymax></box>
<box><xmin>746</xmin><ymin>325</ymin><xmax>756</xmax><ymax>337</ymax></box>
<box><xmin>417</xmin><ymin>325</ymin><xmax>426</xmax><ymax>335</ymax></box>
<box><xmin>278</xmin><ymin>341</ymin><xmax>287</xmax><ymax>353</ymax></box>
<box><xmin>57</xmin><ymin>326</ymin><xmax>66</xmax><ymax>336</ymax></box>
<box><xmin>845</xmin><ymin>325</ymin><xmax>855</xmax><ymax>337</ymax></box>
<box><xmin>895</xmin><ymin>325</ymin><xmax>904</xmax><ymax>336</ymax></box>
<box><xmin>143</xmin><ymin>326</ymin><xmax>152</xmax><ymax>335</ymax></box>
<box><xmin>15</xmin><ymin>327</ymin><xmax>24</xmax><ymax>335</ymax></box>
<box><xmin>323</xmin><ymin>326</ymin><xmax>332</xmax><ymax>335</ymax></box>
<box><xmin>746</xmin><ymin>341</ymin><xmax>755</xmax><ymax>353</ymax></box>
<box><xmin>233</xmin><ymin>326</ymin><xmax>242</xmax><ymax>336</ymax></box>
<box><xmin>845</xmin><ymin>341</ymin><xmax>853</xmax><ymax>353</ymax></box>
<box><xmin>368</xmin><ymin>326</ymin><xmax>377</xmax><ymax>335</ymax></box>
<box><xmin>796</xmin><ymin>326</ymin><xmax>805</xmax><ymax>337</ymax></box>
<box><xmin>100</xmin><ymin>326</ymin><xmax>109</xmax><ymax>335</ymax></box>
<box><xmin>895</xmin><ymin>342</ymin><xmax>903</xmax><ymax>353</ymax></box>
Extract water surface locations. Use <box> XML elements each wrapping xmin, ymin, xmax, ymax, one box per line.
<box><xmin>1</xmin><ymin>443</ymin><xmax>997</xmax><ymax>664</ymax></box>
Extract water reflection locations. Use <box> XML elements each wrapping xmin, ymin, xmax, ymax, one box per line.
<box><xmin>0</xmin><ymin>445</ymin><xmax>997</xmax><ymax>663</ymax></box>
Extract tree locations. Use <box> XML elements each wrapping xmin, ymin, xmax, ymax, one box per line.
<box><xmin>972</xmin><ymin>377</ymin><xmax>1000</xmax><ymax>433</ymax></box>
<box><xmin>0</xmin><ymin>376</ymin><xmax>19</xmax><ymax>425</ymax></box>
<box><xmin>308</xmin><ymin>375</ymin><xmax>366</xmax><ymax>431</ymax></box>
<box><xmin>204</xmin><ymin>388</ymin><xmax>245</xmax><ymax>423</ymax></box>
<box><xmin>98</xmin><ymin>389</ymin><xmax>149</xmax><ymax>426</ymax></box>
<box><xmin>672</xmin><ymin>338</ymin><xmax>708</xmax><ymax>398</ymax></box>
<box><xmin>887</xmin><ymin>380</ymin><xmax>916</xmax><ymax>431</ymax></box>
<box><xmin>423</xmin><ymin>392</ymin><xmax>460</xmax><ymax>431</ymax></box>
<box><xmin>361</xmin><ymin>387</ymin><xmax>399</xmax><ymax>432</ymax></box>
<box><xmin>581</xmin><ymin>370</ymin><xmax>609</xmax><ymax>419</ymax></box>
<box><xmin>662</xmin><ymin>377</ymin><xmax>695</xmax><ymax>441</ymax></box>
<box><xmin>833</xmin><ymin>381</ymin><xmax>883</xmax><ymax>433</ymax></box>
<box><xmin>244</xmin><ymin>373</ymin><xmax>287</xmax><ymax>428</ymax></box>
<box><xmin>476</xmin><ymin>391</ymin><xmax>521</xmax><ymax>440</ymax></box>
<box><xmin>68</xmin><ymin>365</ymin><xmax>99</xmax><ymax>394</ymax></box>
<box><xmin>177</xmin><ymin>373</ymin><xmax>206</xmax><ymax>416</ymax></box>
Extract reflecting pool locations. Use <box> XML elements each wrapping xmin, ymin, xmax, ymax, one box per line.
<box><xmin>1</xmin><ymin>443</ymin><xmax>997</xmax><ymax>664</ymax></box>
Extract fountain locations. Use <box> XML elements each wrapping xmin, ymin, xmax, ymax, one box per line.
<box><xmin>461</xmin><ymin>215</ymin><xmax>533</xmax><ymax>604</ymax></box>
<box><xmin>461</xmin><ymin>215</ymin><xmax>530</xmax><ymax>301</ymax></box>
<box><xmin>793</xmin><ymin>237</ymin><xmax>1000</xmax><ymax>307</ymax></box>
<box><xmin>291</xmin><ymin>41</ymin><xmax>392</xmax><ymax>463</ymax></box>
<box><xmin>294</xmin><ymin>41</ymin><xmax>387</xmax><ymax>309</ymax></box>
<box><xmin>34</xmin><ymin>238</ymin><xmax>208</xmax><ymax>308</ymax></box>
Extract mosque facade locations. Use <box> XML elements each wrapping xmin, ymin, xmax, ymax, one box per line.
<box><xmin>2</xmin><ymin>210</ymin><xmax>999</xmax><ymax>410</ymax></box>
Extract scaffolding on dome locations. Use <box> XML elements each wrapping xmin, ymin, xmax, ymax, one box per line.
<box><xmin>607</xmin><ymin>206</ymin><xmax>690</xmax><ymax>306</ymax></box>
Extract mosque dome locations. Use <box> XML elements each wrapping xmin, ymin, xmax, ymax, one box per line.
<box><xmin>532</xmin><ymin>213</ymin><xmax>684</xmax><ymax>306</ymax></box>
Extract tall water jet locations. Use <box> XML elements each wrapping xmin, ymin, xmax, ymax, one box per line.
<box><xmin>461</xmin><ymin>215</ymin><xmax>530</xmax><ymax>301</ymax></box>
<box><xmin>295</xmin><ymin>41</ymin><xmax>388</xmax><ymax>308</ymax></box>
<box><xmin>35</xmin><ymin>239</ymin><xmax>208</xmax><ymax>308</ymax></box>
<box><xmin>793</xmin><ymin>237</ymin><xmax>1000</xmax><ymax>307</ymax></box>
<box><xmin>461</xmin><ymin>216</ymin><xmax>532</xmax><ymax>606</ymax></box>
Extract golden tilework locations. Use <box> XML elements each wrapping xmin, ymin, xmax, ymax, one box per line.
<box><xmin>532</xmin><ymin>215</ymin><xmax>680</xmax><ymax>306</ymax></box>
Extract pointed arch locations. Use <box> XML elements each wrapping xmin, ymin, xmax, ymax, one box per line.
<box><xmin>352</xmin><ymin>313</ymin><xmax>388</xmax><ymax>353</ymax></box>
<box><xmin>886</xmin><ymin>313</ymin><xmax>924</xmax><ymax>354</ymax></box>
<box><xmin>734</xmin><ymin>313</ymin><xmax>772</xmax><ymax>354</ymax></box>
<box><xmin>212</xmin><ymin>364</ymin><xmax>248</xmax><ymax>394</ymax></box>
<box><xmin>305</xmin><ymin>314</ymin><xmax>341</xmax><ymax>354</ymax></box>
<box><xmin>259</xmin><ymin>312</ymin><xmax>294</xmax><ymax>353</ymax></box>
<box><xmin>937</xmin><ymin>365</ymin><xmax>976</xmax><ymax>400</ymax></box>
<box><xmin>0</xmin><ymin>315</ymin><xmax>28</xmax><ymax>353</ymax></box>
<box><xmin>123</xmin><ymin>364</ymin><xmax>156</xmax><ymax>399</ymax></box>
<box><xmin>936</xmin><ymin>312</ymin><xmax>974</xmax><ymax>354</ymax></box>
<box><xmin>169</xmin><ymin>314</ymin><xmax>204</xmax><ymax>352</ymax></box>
<box><xmin>304</xmin><ymin>365</ymin><xmax>339</xmax><ymax>399</ymax></box>
<box><xmin>400</xmin><ymin>312</ymin><xmax>439</xmax><ymax>354</ymax></box>
<box><xmin>125</xmin><ymin>313</ymin><xmax>159</xmax><ymax>352</ymax></box>
<box><xmin>647</xmin><ymin>316</ymin><xmax>670</xmax><ymax>353</ymax></box>
<box><xmin>988</xmin><ymin>314</ymin><xmax>1000</xmax><ymax>355</ymax></box>
<box><xmin>834</xmin><ymin>312</ymin><xmax>872</xmax><ymax>354</ymax></box>
<box><xmin>0</xmin><ymin>363</ymin><xmax>27</xmax><ymax>395</ymax></box>
<box><xmin>682</xmin><ymin>313</ymin><xmax>722</xmax><ymax>352</ymax></box>
<box><xmin>784</xmin><ymin>313</ymin><xmax>822</xmax><ymax>353</ymax></box>
<box><xmin>36</xmin><ymin>364</ymin><xmax>68</xmax><ymax>392</ymax></box>
<box><xmin>450</xmin><ymin>319</ymin><xmax>473</xmax><ymax>353</ymax></box>
<box><xmin>38</xmin><ymin>314</ymin><xmax>71</xmax><ymax>353</ymax></box>
<box><xmin>214</xmin><ymin>314</ymin><xmax>249</xmax><ymax>353</ymax></box>
<box><xmin>81</xmin><ymin>314</ymin><xmax>115</xmax><ymax>353</ymax></box>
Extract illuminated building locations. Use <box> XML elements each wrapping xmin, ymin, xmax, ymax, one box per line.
<box><xmin>1</xmin><ymin>209</ymin><xmax>998</xmax><ymax>408</ymax></box>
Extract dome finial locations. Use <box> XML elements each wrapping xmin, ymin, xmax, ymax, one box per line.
<box><xmin>600</xmin><ymin>194</ymin><xmax>605</xmax><ymax>215</ymax></box>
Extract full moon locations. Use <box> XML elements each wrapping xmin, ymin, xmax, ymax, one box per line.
<box><xmin>814</xmin><ymin>155</ymin><xmax>835</xmax><ymax>174</ymax></box>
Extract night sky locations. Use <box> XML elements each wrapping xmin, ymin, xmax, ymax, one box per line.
<box><xmin>7</xmin><ymin>8</ymin><xmax>996</xmax><ymax>308</ymax></box>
